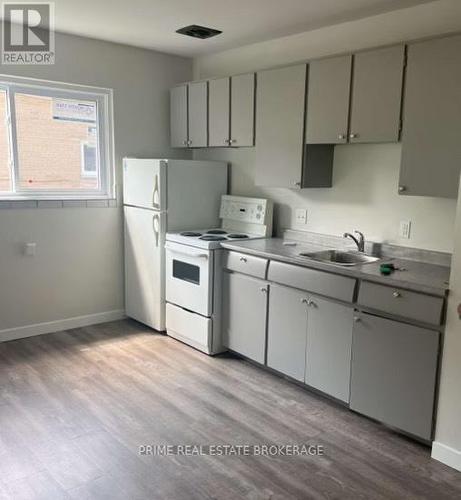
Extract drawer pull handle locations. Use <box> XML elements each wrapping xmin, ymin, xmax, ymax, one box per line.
<box><xmin>393</xmin><ymin>291</ymin><xmax>402</xmax><ymax>298</ymax></box>
<box><xmin>354</xmin><ymin>316</ymin><xmax>361</xmax><ymax>323</ymax></box>
<box><xmin>239</xmin><ymin>257</ymin><xmax>247</xmax><ymax>263</ymax></box>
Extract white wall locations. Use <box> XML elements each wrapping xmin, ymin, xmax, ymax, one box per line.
<box><xmin>0</xmin><ymin>31</ymin><xmax>192</xmax><ymax>336</ymax></box>
<box><xmin>432</xmin><ymin>177</ymin><xmax>461</xmax><ymax>471</ymax></box>
<box><xmin>193</xmin><ymin>0</ymin><xmax>461</xmax><ymax>252</ymax></box>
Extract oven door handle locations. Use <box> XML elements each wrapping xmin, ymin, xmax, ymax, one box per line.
<box><xmin>165</xmin><ymin>243</ymin><xmax>208</xmax><ymax>259</ymax></box>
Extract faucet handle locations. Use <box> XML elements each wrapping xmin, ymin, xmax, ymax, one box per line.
<box><xmin>354</xmin><ymin>230</ymin><xmax>365</xmax><ymax>240</ymax></box>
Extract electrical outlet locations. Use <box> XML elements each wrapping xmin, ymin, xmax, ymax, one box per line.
<box><xmin>399</xmin><ymin>220</ymin><xmax>412</xmax><ymax>239</ymax></box>
<box><xmin>295</xmin><ymin>208</ymin><xmax>307</xmax><ymax>225</ymax></box>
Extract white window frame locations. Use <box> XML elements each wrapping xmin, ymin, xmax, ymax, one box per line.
<box><xmin>0</xmin><ymin>74</ymin><xmax>114</xmax><ymax>200</ymax></box>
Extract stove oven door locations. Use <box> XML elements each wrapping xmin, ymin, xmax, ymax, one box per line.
<box><xmin>165</xmin><ymin>242</ymin><xmax>213</xmax><ymax>317</ymax></box>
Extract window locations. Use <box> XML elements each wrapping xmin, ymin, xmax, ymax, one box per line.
<box><xmin>0</xmin><ymin>76</ymin><xmax>114</xmax><ymax>200</ymax></box>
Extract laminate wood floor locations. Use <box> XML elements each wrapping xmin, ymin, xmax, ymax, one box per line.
<box><xmin>0</xmin><ymin>319</ymin><xmax>460</xmax><ymax>500</ymax></box>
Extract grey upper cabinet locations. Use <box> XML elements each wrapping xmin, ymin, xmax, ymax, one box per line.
<box><xmin>170</xmin><ymin>84</ymin><xmax>188</xmax><ymax>148</ymax></box>
<box><xmin>208</xmin><ymin>73</ymin><xmax>255</xmax><ymax>147</ymax></box>
<box><xmin>188</xmin><ymin>81</ymin><xmax>208</xmax><ymax>148</ymax></box>
<box><xmin>222</xmin><ymin>271</ymin><xmax>268</xmax><ymax>364</ymax></box>
<box><xmin>349</xmin><ymin>45</ymin><xmax>405</xmax><ymax>143</ymax></box>
<box><xmin>400</xmin><ymin>35</ymin><xmax>461</xmax><ymax>198</ymax></box>
<box><xmin>350</xmin><ymin>313</ymin><xmax>439</xmax><ymax>440</ymax></box>
<box><xmin>255</xmin><ymin>64</ymin><xmax>307</xmax><ymax>188</ymax></box>
<box><xmin>208</xmin><ymin>77</ymin><xmax>230</xmax><ymax>147</ymax></box>
<box><xmin>267</xmin><ymin>284</ymin><xmax>308</xmax><ymax>382</ymax></box>
<box><xmin>306</xmin><ymin>55</ymin><xmax>352</xmax><ymax>144</ymax></box>
<box><xmin>230</xmin><ymin>73</ymin><xmax>255</xmax><ymax>147</ymax></box>
<box><xmin>305</xmin><ymin>296</ymin><xmax>353</xmax><ymax>403</ymax></box>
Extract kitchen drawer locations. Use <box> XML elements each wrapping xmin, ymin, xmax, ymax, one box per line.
<box><xmin>357</xmin><ymin>281</ymin><xmax>444</xmax><ymax>326</ymax></box>
<box><xmin>223</xmin><ymin>251</ymin><xmax>268</xmax><ymax>279</ymax></box>
<box><xmin>267</xmin><ymin>261</ymin><xmax>356</xmax><ymax>302</ymax></box>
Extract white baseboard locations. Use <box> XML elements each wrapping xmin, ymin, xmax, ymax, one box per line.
<box><xmin>432</xmin><ymin>441</ymin><xmax>461</xmax><ymax>472</ymax></box>
<box><xmin>0</xmin><ymin>310</ymin><xmax>126</xmax><ymax>343</ymax></box>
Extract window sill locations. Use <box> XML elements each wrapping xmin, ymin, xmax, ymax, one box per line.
<box><xmin>0</xmin><ymin>198</ymin><xmax>118</xmax><ymax>209</ymax></box>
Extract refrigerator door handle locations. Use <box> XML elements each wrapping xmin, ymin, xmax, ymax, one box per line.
<box><xmin>153</xmin><ymin>214</ymin><xmax>160</xmax><ymax>247</ymax></box>
<box><xmin>152</xmin><ymin>174</ymin><xmax>160</xmax><ymax>209</ymax></box>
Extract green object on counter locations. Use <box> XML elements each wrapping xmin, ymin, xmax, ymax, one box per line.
<box><xmin>380</xmin><ymin>263</ymin><xmax>395</xmax><ymax>275</ymax></box>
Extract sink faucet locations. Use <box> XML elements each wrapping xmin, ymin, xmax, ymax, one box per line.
<box><xmin>343</xmin><ymin>230</ymin><xmax>365</xmax><ymax>252</ymax></box>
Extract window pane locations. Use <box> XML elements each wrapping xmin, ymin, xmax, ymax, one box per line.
<box><xmin>15</xmin><ymin>94</ymin><xmax>100</xmax><ymax>191</ymax></box>
<box><xmin>0</xmin><ymin>90</ymin><xmax>12</xmax><ymax>192</ymax></box>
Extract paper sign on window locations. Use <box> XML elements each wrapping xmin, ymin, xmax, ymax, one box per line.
<box><xmin>52</xmin><ymin>99</ymin><xmax>96</xmax><ymax>123</ymax></box>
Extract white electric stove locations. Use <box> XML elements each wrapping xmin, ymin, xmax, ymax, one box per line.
<box><xmin>165</xmin><ymin>195</ymin><xmax>273</xmax><ymax>354</ymax></box>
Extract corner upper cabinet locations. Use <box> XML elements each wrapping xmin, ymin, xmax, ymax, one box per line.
<box><xmin>188</xmin><ymin>81</ymin><xmax>208</xmax><ymax>147</ymax></box>
<box><xmin>255</xmin><ymin>64</ymin><xmax>307</xmax><ymax>188</ymax></box>
<box><xmin>349</xmin><ymin>45</ymin><xmax>405</xmax><ymax>143</ymax></box>
<box><xmin>170</xmin><ymin>84</ymin><xmax>188</xmax><ymax>148</ymax></box>
<box><xmin>208</xmin><ymin>73</ymin><xmax>255</xmax><ymax>147</ymax></box>
<box><xmin>306</xmin><ymin>55</ymin><xmax>352</xmax><ymax>144</ymax></box>
<box><xmin>399</xmin><ymin>35</ymin><xmax>461</xmax><ymax>198</ymax></box>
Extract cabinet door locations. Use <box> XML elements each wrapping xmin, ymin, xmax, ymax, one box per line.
<box><xmin>305</xmin><ymin>55</ymin><xmax>352</xmax><ymax>144</ymax></box>
<box><xmin>170</xmin><ymin>85</ymin><xmax>188</xmax><ymax>148</ymax></box>
<box><xmin>267</xmin><ymin>284</ymin><xmax>308</xmax><ymax>381</ymax></box>
<box><xmin>349</xmin><ymin>45</ymin><xmax>404</xmax><ymax>143</ymax></box>
<box><xmin>305</xmin><ymin>297</ymin><xmax>353</xmax><ymax>402</ymax></box>
<box><xmin>222</xmin><ymin>272</ymin><xmax>268</xmax><ymax>363</ymax></box>
<box><xmin>208</xmin><ymin>77</ymin><xmax>230</xmax><ymax>147</ymax></box>
<box><xmin>400</xmin><ymin>35</ymin><xmax>461</xmax><ymax>198</ymax></box>
<box><xmin>188</xmin><ymin>81</ymin><xmax>208</xmax><ymax>147</ymax></box>
<box><xmin>230</xmin><ymin>73</ymin><xmax>255</xmax><ymax>147</ymax></box>
<box><xmin>350</xmin><ymin>313</ymin><xmax>439</xmax><ymax>440</ymax></box>
<box><xmin>255</xmin><ymin>64</ymin><xmax>306</xmax><ymax>188</ymax></box>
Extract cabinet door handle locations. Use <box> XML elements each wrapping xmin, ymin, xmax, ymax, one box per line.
<box><xmin>349</xmin><ymin>133</ymin><xmax>358</xmax><ymax>139</ymax></box>
<box><xmin>182</xmin><ymin>140</ymin><xmax>187</xmax><ymax>145</ymax></box>
<box><xmin>307</xmin><ymin>299</ymin><xmax>316</xmax><ymax>307</ymax></box>
<box><xmin>239</xmin><ymin>256</ymin><xmax>247</xmax><ymax>263</ymax></box>
<box><xmin>398</xmin><ymin>186</ymin><xmax>407</xmax><ymax>193</ymax></box>
<box><xmin>229</xmin><ymin>139</ymin><xmax>237</xmax><ymax>144</ymax></box>
<box><xmin>354</xmin><ymin>316</ymin><xmax>361</xmax><ymax>323</ymax></box>
<box><xmin>260</xmin><ymin>287</ymin><xmax>267</xmax><ymax>294</ymax></box>
<box><xmin>293</xmin><ymin>181</ymin><xmax>301</xmax><ymax>188</ymax></box>
<box><xmin>301</xmin><ymin>298</ymin><xmax>309</xmax><ymax>304</ymax></box>
<box><xmin>338</xmin><ymin>134</ymin><xmax>345</xmax><ymax>140</ymax></box>
<box><xmin>224</xmin><ymin>139</ymin><xmax>229</xmax><ymax>145</ymax></box>
<box><xmin>393</xmin><ymin>291</ymin><xmax>402</xmax><ymax>298</ymax></box>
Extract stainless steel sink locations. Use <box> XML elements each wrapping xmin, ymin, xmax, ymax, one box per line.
<box><xmin>299</xmin><ymin>249</ymin><xmax>380</xmax><ymax>266</ymax></box>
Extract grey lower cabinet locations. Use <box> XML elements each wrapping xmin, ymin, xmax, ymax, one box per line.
<box><xmin>188</xmin><ymin>81</ymin><xmax>208</xmax><ymax>147</ymax></box>
<box><xmin>350</xmin><ymin>313</ymin><xmax>440</xmax><ymax>441</ymax></box>
<box><xmin>305</xmin><ymin>55</ymin><xmax>352</xmax><ymax>144</ymax></box>
<box><xmin>399</xmin><ymin>34</ymin><xmax>461</xmax><ymax>198</ymax></box>
<box><xmin>267</xmin><ymin>284</ymin><xmax>353</xmax><ymax>401</ymax></box>
<box><xmin>170</xmin><ymin>84</ymin><xmax>188</xmax><ymax>148</ymax></box>
<box><xmin>305</xmin><ymin>296</ymin><xmax>353</xmax><ymax>403</ymax></box>
<box><xmin>349</xmin><ymin>45</ymin><xmax>405</xmax><ymax>143</ymax></box>
<box><xmin>222</xmin><ymin>271</ymin><xmax>268</xmax><ymax>364</ymax></box>
<box><xmin>267</xmin><ymin>284</ymin><xmax>308</xmax><ymax>382</ymax></box>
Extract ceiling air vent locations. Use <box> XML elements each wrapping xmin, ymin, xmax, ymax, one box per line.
<box><xmin>176</xmin><ymin>25</ymin><xmax>222</xmax><ymax>40</ymax></box>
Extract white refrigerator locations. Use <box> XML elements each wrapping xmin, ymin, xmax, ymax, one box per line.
<box><xmin>123</xmin><ymin>158</ymin><xmax>228</xmax><ymax>331</ymax></box>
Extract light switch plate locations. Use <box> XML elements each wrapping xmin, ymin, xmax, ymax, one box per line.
<box><xmin>295</xmin><ymin>208</ymin><xmax>308</xmax><ymax>225</ymax></box>
<box><xmin>399</xmin><ymin>220</ymin><xmax>412</xmax><ymax>239</ymax></box>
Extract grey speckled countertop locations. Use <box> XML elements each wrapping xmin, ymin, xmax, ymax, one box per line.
<box><xmin>221</xmin><ymin>238</ymin><xmax>451</xmax><ymax>297</ymax></box>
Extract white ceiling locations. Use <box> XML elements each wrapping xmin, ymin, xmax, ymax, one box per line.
<box><xmin>51</xmin><ymin>0</ymin><xmax>434</xmax><ymax>57</ymax></box>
